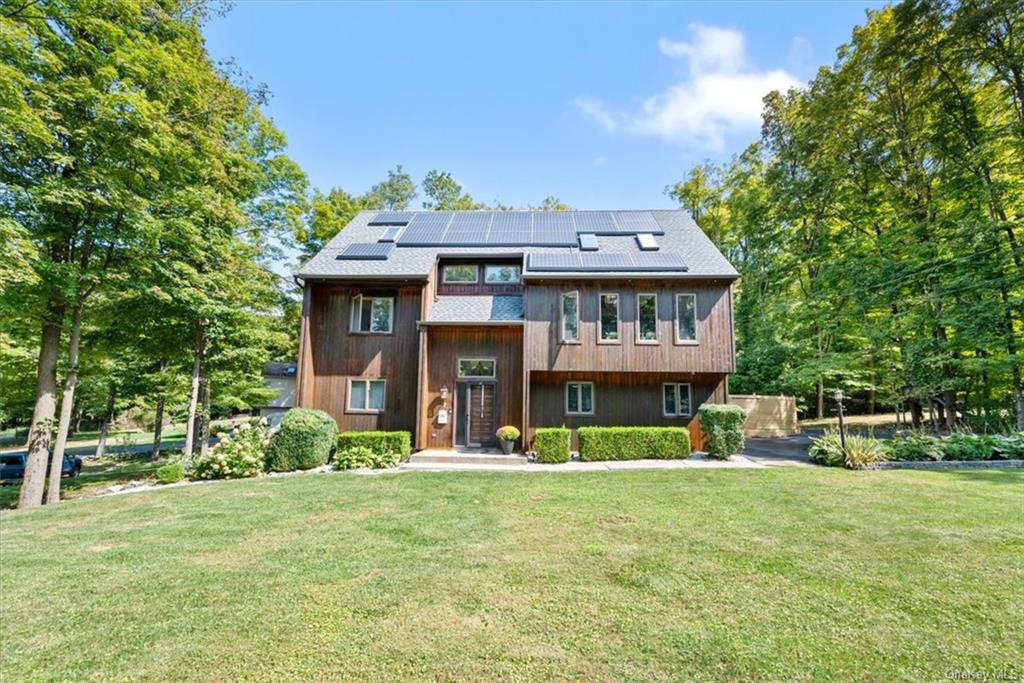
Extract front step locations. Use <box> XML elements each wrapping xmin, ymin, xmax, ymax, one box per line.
<box><xmin>408</xmin><ymin>451</ymin><xmax>528</xmax><ymax>466</ymax></box>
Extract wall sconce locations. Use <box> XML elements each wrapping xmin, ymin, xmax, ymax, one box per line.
<box><xmin>440</xmin><ymin>385</ymin><xmax>449</xmax><ymax>406</ymax></box>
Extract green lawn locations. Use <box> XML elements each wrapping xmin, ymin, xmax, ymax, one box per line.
<box><xmin>1</xmin><ymin>469</ymin><xmax>1021</xmax><ymax>681</ymax></box>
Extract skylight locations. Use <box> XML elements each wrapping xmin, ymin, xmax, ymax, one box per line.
<box><xmin>579</xmin><ymin>233</ymin><xmax>599</xmax><ymax>251</ymax></box>
<box><xmin>636</xmin><ymin>233</ymin><xmax>659</xmax><ymax>251</ymax></box>
<box><xmin>378</xmin><ymin>226</ymin><xmax>402</xmax><ymax>242</ymax></box>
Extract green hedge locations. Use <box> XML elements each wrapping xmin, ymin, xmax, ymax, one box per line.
<box><xmin>534</xmin><ymin>427</ymin><xmax>571</xmax><ymax>464</ymax></box>
<box><xmin>335</xmin><ymin>445</ymin><xmax>403</xmax><ymax>470</ymax></box>
<box><xmin>336</xmin><ymin>431</ymin><xmax>412</xmax><ymax>460</ymax></box>
<box><xmin>577</xmin><ymin>427</ymin><xmax>690</xmax><ymax>461</ymax></box>
<box><xmin>698</xmin><ymin>404</ymin><xmax>747</xmax><ymax>459</ymax></box>
<box><xmin>266</xmin><ymin>408</ymin><xmax>338</xmax><ymax>472</ymax></box>
<box><xmin>156</xmin><ymin>462</ymin><xmax>185</xmax><ymax>484</ymax></box>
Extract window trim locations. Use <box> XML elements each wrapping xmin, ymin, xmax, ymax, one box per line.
<box><xmin>635</xmin><ymin>292</ymin><xmax>659</xmax><ymax>345</ymax></box>
<box><xmin>349</xmin><ymin>294</ymin><xmax>395</xmax><ymax>335</ymax></box>
<box><xmin>457</xmin><ymin>357</ymin><xmax>497</xmax><ymax>379</ymax></box>
<box><xmin>598</xmin><ymin>292</ymin><xmax>620</xmax><ymax>345</ymax></box>
<box><xmin>662</xmin><ymin>382</ymin><xmax>692</xmax><ymax>417</ymax></box>
<box><xmin>565</xmin><ymin>381</ymin><xmax>595</xmax><ymax>416</ymax></box>
<box><xmin>442</xmin><ymin>264</ymin><xmax>479</xmax><ymax>284</ymax></box>
<box><xmin>346</xmin><ymin>378</ymin><xmax>387</xmax><ymax>414</ymax></box>
<box><xmin>483</xmin><ymin>265</ymin><xmax>521</xmax><ymax>284</ymax></box>
<box><xmin>560</xmin><ymin>290</ymin><xmax>581</xmax><ymax>344</ymax></box>
<box><xmin>674</xmin><ymin>292</ymin><xmax>699</xmax><ymax>345</ymax></box>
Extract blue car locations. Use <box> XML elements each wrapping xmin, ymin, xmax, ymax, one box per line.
<box><xmin>0</xmin><ymin>453</ymin><xmax>83</xmax><ymax>485</ymax></box>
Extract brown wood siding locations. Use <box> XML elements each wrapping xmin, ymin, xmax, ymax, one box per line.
<box><xmin>527</xmin><ymin>371</ymin><xmax>728</xmax><ymax>449</ymax></box>
<box><xmin>423</xmin><ymin>326</ymin><xmax>524</xmax><ymax>449</ymax></box>
<box><xmin>301</xmin><ymin>283</ymin><xmax>421</xmax><ymax>433</ymax></box>
<box><xmin>523</xmin><ymin>279</ymin><xmax>735</xmax><ymax>374</ymax></box>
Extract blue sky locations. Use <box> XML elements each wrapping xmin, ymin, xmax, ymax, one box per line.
<box><xmin>204</xmin><ymin>1</ymin><xmax>883</xmax><ymax>210</ymax></box>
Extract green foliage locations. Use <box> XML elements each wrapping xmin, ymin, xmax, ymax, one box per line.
<box><xmin>698</xmin><ymin>404</ymin><xmax>747</xmax><ymax>459</ymax></box>
<box><xmin>884</xmin><ymin>432</ymin><xmax>941</xmax><ymax>462</ymax></box>
<box><xmin>334</xmin><ymin>446</ymin><xmax>402</xmax><ymax>470</ymax></box>
<box><xmin>809</xmin><ymin>432</ymin><xmax>846</xmax><ymax>467</ymax></box>
<box><xmin>193</xmin><ymin>421</ymin><xmax>270</xmax><ymax>480</ymax></box>
<box><xmin>993</xmin><ymin>433</ymin><xmax>1024</xmax><ymax>459</ymax></box>
<box><xmin>939</xmin><ymin>433</ymin><xmax>996</xmax><ymax>461</ymax></box>
<box><xmin>534</xmin><ymin>428</ymin><xmax>571</xmax><ymax>464</ymax></box>
<box><xmin>810</xmin><ymin>431</ymin><xmax>885</xmax><ymax>468</ymax></box>
<box><xmin>496</xmin><ymin>426</ymin><xmax>521</xmax><ymax>441</ymax></box>
<box><xmin>421</xmin><ymin>170</ymin><xmax>485</xmax><ymax>210</ymax></box>
<box><xmin>337</xmin><ymin>431</ymin><xmax>411</xmax><ymax>460</ymax></box>
<box><xmin>266</xmin><ymin>409</ymin><xmax>338</xmax><ymax>472</ymax></box>
<box><xmin>156</xmin><ymin>462</ymin><xmax>185</xmax><ymax>485</ymax></box>
<box><xmin>577</xmin><ymin>427</ymin><xmax>690</xmax><ymax>461</ymax></box>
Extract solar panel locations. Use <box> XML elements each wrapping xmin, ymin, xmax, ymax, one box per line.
<box><xmin>397</xmin><ymin>212</ymin><xmax>454</xmax><ymax>244</ymax></box>
<box><xmin>532</xmin><ymin>212</ymin><xmax>575</xmax><ymax>245</ymax></box>
<box><xmin>528</xmin><ymin>252</ymin><xmax>687</xmax><ymax>272</ymax></box>
<box><xmin>378</xmin><ymin>226</ymin><xmax>402</xmax><ymax>242</ymax></box>
<box><xmin>368</xmin><ymin>211</ymin><xmax>414</xmax><ymax>225</ymax></box>
<box><xmin>528</xmin><ymin>253</ymin><xmax>580</xmax><ymax>271</ymax></box>
<box><xmin>636</xmin><ymin>233</ymin><xmax>659</xmax><ymax>250</ymax></box>
<box><xmin>578</xmin><ymin>233</ymin><xmax>599</xmax><ymax>251</ymax></box>
<box><xmin>573</xmin><ymin>211</ymin><xmax>617</xmax><ymax>233</ymax></box>
<box><xmin>444</xmin><ymin>212</ymin><xmax>492</xmax><ymax>245</ymax></box>
<box><xmin>489</xmin><ymin>212</ymin><xmax>531</xmax><ymax>245</ymax></box>
<box><xmin>337</xmin><ymin>243</ymin><xmax>394</xmax><ymax>260</ymax></box>
<box><xmin>629</xmin><ymin>253</ymin><xmax>687</xmax><ymax>270</ymax></box>
<box><xmin>613</xmin><ymin>211</ymin><xmax>662</xmax><ymax>233</ymax></box>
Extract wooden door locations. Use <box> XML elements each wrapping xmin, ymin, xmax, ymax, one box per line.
<box><xmin>458</xmin><ymin>381</ymin><xmax>497</xmax><ymax>447</ymax></box>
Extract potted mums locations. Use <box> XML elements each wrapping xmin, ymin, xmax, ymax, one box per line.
<box><xmin>496</xmin><ymin>426</ymin><xmax>521</xmax><ymax>454</ymax></box>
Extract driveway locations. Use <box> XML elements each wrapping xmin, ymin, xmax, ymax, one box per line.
<box><xmin>742</xmin><ymin>433</ymin><xmax>815</xmax><ymax>467</ymax></box>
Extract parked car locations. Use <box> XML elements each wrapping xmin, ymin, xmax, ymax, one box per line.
<box><xmin>0</xmin><ymin>453</ymin><xmax>83</xmax><ymax>485</ymax></box>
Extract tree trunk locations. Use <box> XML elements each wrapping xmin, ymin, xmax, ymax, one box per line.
<box><xmin>816</xmin><ymin>378</ymin><xmax>824</xmax><ymax>420</ymax></box>
<box><xmin>198</xmin><ymin>376</ymin><xmax>211</xmax><ymax>458</ymax></box>
<box><xmin>943</xmin><ymin>389</ymin><xmax>957</xmax><ymax>430</ymax></box>
<box><xmin>95</xmin><ymin>390</ymin><xmax>116</xmax><ymax>460</ymax></box>
<box><xmin>867</xmin><ymin>356</ymin><xmax>876</xmax><ymax>415</ymax></box>
<box><xmin>182</xmin><ymin>329</ymin><xmax>204</xmax><ymax>463</ymax></box>
<box><xmin>47</xmin><ymin>304</ymin><xmax>84</xmax><ymax>504</ymax></box>
<box><xmin>18</xmin><ymin>304</ymin><xmax>64</xmax><ymax>509</ymax></box>
<box><xmin>150</xmin><ymin>358</ymin><xmax>168</xmax><ymax>460</ymax></box>
<box><xmin>73</xmin><ymin>408</ymin><xmax>83</xmax><ymax>436</ymax></box>
<box><xmin>910</xmin><ymin>400</ymin><xmax>923</xmax><ymax>428</ymax></box>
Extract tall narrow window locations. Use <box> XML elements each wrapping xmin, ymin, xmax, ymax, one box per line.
<box><xmin>675</xmin><ymin>293</ymin><xmax>697</xmax><ymax>343</ymax></box>
<box><xmin>636</xmin><ymin>293</ymin><xmax>658</xmax><ymax>343</ymax></box>
<box><xmin>561</xmin><ymin>291</ymin><xmax>579</xmax><ymax>343</ymax></box>
<box><xmin>348</xmin><ymin>379</ymin><xmax>386</xmax><ymax>412</ymax></box>
<box><xmin>350</xmin><ymin>295</ymin><xmax>394</xmax><ymax>334</ymax></box>
<box><xmin>599</xmin><ymin>293</ymin><xmax>619</xmax><ymax>342</ymax></box>
<box><xmin>662</xmin><ymin>383</ymin><xmax>692</xmax><ymax>416</ymax></box>
<box><xmin>566</xmin><ymin>382</ymin><xmax>594</xmax><ymax>415</ymax></box>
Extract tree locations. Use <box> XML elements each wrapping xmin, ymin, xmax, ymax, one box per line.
<box><xmin>421</xmin><ymin>170</ymin><xmax>485</xmax><ymax>210</ymax></box>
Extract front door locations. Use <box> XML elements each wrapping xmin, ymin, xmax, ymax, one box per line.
<box><xmin>456</xmin><ymin>381</ymin><xmax>497</xmax><ymax>447</ymax></box>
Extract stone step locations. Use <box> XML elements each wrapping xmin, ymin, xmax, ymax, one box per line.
<box><xmin>408</xmin><ymin>451</ymin><xmax>529</xmax><ymax>466</ymax></box>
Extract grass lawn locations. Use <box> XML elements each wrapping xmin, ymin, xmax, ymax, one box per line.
<box><xmin>0</xmin><ymin>455</ymin><xmax>166</xmax><ymax>510</ymax></box>
<box><xmin>1</xmin><ymin>469</ymin><xmax>1021</xmax><ymax>681</ymax></box>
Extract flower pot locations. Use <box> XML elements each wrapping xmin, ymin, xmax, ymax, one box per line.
<box><xmin>498</xmin><ymin>439</ymin><xmax>515</xmax><ymax>455</ymax></box>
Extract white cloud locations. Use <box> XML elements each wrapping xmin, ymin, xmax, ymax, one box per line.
<box><xmin>577</xmin><ymin>23</ymin><xmax>799</xmax><ymax>149</ymax></box>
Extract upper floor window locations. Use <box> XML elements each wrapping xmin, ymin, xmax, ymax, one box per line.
<box><xmin>662</xmin><ymin>383</ymin><xmax>692</xmax><ymax>416</ymax></box>
<box><xmin>348</xmin><ymin>378</ymin><xmax>386</xmax><ymax>413</ymax></box>
<box><xmin>484</xmin><ymin>265</ymin><xmax>521</xmax><ymax>284</ymax></box>
<box><xmin>458</xmin><ymin>358</ymin><xmax>496</xmax><ymax>378</ymax></box>
<box><xmin>443</xmin><ymin>264</ymin><xmax>478</xmax><ymax>283</ymax></box>
<box><xmin>350</xmin><ymin>295</ymin><xmax>393</xmax><ymax>334</ymax></box>
<box><xmin>599</xmin><ymin>293</ymin><xmax>619</xmax><ymax>343</ymax></box>
<box><xmin>675</xmin><ymin>293</ymin><xmax>697</xmax><ymax>343</ymax></box>
<box><xmin>566</xmin><ymin>381</ymin><xmax>594</xmax><ymax>415</ymax></box>
<box><xmin>560</xmin><ymin>291</ymin><xmax>580</xmax><ymax>343</ymax></box>
<box><xmin>636</xmin><ymin>293</ymin><xmax>658</xmax><ymax>343</ymax></box>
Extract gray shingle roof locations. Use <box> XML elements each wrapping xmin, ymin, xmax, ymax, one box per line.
<box><xmin>296</xmin><ymin>210</ymin><xmax>738</xmax><ymax>280</ymax></box>
<box><xmin>425</xmin><ymin>295</ymin><xmax>524</xmax><ymax>324</ymax></box>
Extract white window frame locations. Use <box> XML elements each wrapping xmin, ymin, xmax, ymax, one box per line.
<box><xmin>560</xmin><ymin>290</ymin><xmax>580</xmax><ymax>344</ymax></box>
<box><xmin>457</xmin><ymin>358</ymin><xmax>497</xmax><ymax>378</ymax></box>
<box><xmin>662</xmin><ymin>383</ymin><xmax>692</xmax><ymax>417</ymax></box>
<box><xmin>674</xmin><ymin>293</ymin><xmax>698</xmax><ymax>345</ymax></box>
<box><xmin>565</xmin><ymin>381</ymin><xmax>595</xmax><ymax>416</ymax></box>
<box><xmin>483</xmin><ymin>265</ymin><xmax>521</xmax><ymax>284</ymax></box>
<box><xmin>349</xmin><ymin>294</ymin><xmax>394</xmax><ymax>334</ymax></box>
<box><xmin>636</xmin><ymin>292</ymin><xmax>659</xmax><ymax>344</ymax></box>
<box><xmin>598</xmin><ymin>292</ymin><xmax>620</xmax><ymax>344</ymax></box>
<box><xmin>442</xmin><ymin>264</ymin><xmax>479</xmax><ymax>284</ymax></box>
<box><xmin>347</xmin><ymin>378</ymin><xmax>387</xmax><ymax>413</ymax></box>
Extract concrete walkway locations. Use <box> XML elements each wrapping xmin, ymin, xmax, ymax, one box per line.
<box><xmin>400</xmin><ymin>453</ymin><xmax>769</xmax><ymax>472</ymax></box>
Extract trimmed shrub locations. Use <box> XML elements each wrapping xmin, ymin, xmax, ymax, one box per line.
<box><xmin>266</xmin><ymin>409</ymin><xmax>338</xmax><ymax>472</ymax></box>
<box><xmin>993</xmin><ymin>432</ymin><xmax>1024</xmax><ymax>459</ymax></box>
<box><xmin>335</xmin><ymin>446</ymin><xmax>402</xmax><ymax>470</ymax></box>
<box><xmin>698</xmin><ymin>404</ymin><xmax>747</xmax><ymax>459</ymax></box>
<box><xmin>939</xmin><ymin>433</ymin><xmax>995</xmax><ymax>461</ymax></box>
<box><xmin>577</xmin><ymin>427</ymin><xmax>690</xmax><ymax>461</ymax></box>
<box><xmin>193</xmin><ymin>420</ymin><xmax>269</xmax><ymax>479</ymax></box>
<box><xmin>534</xmin><ymin>427</ymin><xmax>571</xmax><ymax>464</ymax></box>
<box><xmin>809</xmin><ymin>431</ymin><xmax>845</xmax><ymax>467</ymax></box>
<box><xmin>337</xmin><ymin>431</ymin><xmax>411</xmax><ymax>460</ymax></box>
<box><xmin>156</xmin><ymin>462</ymin><xmax>185</xmax><ymax>484</ymax></box>
<box><xmin>884</xmin><ymin>431</ymin><xmax>941</xmax><ymax>461</ymax></box>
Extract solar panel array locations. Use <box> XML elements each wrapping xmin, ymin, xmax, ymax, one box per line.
<box><xmin>378</xmin><ymin>210</ymin><xmax>665</xmax><ymax>247</ymax></box>
<box><xmin>337</xmin><ymin>243</ymin><xmax>395</xmax><ymax>260</ymax></box>
<box><xmin>528</xmin><ymin>252</ymin><xmax>687</xmax><ymax>272</ymax></box>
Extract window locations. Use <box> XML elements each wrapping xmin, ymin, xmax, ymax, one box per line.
<box><xmin>484</xmin><ymin>265</ymin><xmax>521</xmax><ymax>283</ymax></box>
<box><xmin>663</xmin><ymin>383</ymin><xmax>692</xmax><ymax>416</ymax></box>
<box><xmin>566</xmin><ymin>382</ymin><xmax>594</xmax><ymax>415</ymax></box>
<box><xmin>350</xmin><ymin>295</ymin><xmax>394</xmax><ymax>334</ymax></box>
<box><xmin>675</xmin><ymin>293</ymin><xmax>697</xmax><ymax>343</ymax></box>
<box><xmin>443</xmin><ymin>264</ymin><xmax>478</xmax><ymax>283</ymax></box>
<box><xmin>636</xmin><ymin>293</ymin><xmax>658</xmax><ymax>342</ymax></box>
<box><xmin>348</xmin><ymin>379</ymin><xmax>386</xmax><ymax>412</ymax></box>
<box><xmin>599</xmin><ymin>293</ymin><xmax>619</xmax><ymax>342</ymax></box>
<box><xmin>561</xmin><ymin>291</ymin><xmax>580</xmax><ymax>343</ymax></box>
<box><xmin>458</xmin><ymin>358</ymin><xmax>496</xmax><ymax>378</ymax></box>
<box><xmin>579</xmin><ymin>233</ymin><xmax>599</xmax><ymax>251</ymax></box>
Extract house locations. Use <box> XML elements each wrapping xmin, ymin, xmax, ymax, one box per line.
<box><xmin>294</xmin><ymin>210</ymin><xmax>738</xmax><ymax>451</ymax></box>
<box><xmin>258</xmin><ymin>362</ymin><xmax>296</xmax><ymax>422</ymax></box>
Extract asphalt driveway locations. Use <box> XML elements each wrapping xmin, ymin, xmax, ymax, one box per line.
<box><xmin>742</xmin><ymin>433</ymin><xmax>815</xmax><ymax>466</ymax></box>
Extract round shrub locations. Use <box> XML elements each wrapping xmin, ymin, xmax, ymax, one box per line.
<box><xmin>266</xmin><ymin>409</ymin><xmax>338</xmax><ymax>472</ymax></box>
<box><xmin>697</xmin><ymin>404</ymin><xmax>747</xmax><ymax>459</ymax></box>
<box><xmin>156</xmin><ymin>462</ymin><xmax>185</xmax><ymax>484</ymax></box>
